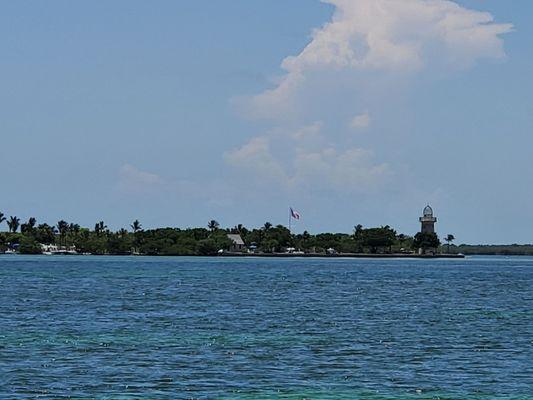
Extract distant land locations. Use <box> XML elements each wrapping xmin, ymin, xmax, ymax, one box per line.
<box><xmin>0</xmin><ymin>210</ymin><xmax>441</xmax><ymax>256</ymax></box>
<box><xmin>450</xmin><ymin>244</ymin><xmax>533</xmax><ymax>256</ymax></box>
<box><xmin>0</xmin><ymin>212</ymin><xmax>530</xmax><ymax>257</ymax></box>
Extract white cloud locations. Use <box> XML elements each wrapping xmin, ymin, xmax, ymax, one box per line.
<box><xmin>225</xmin><ymin>123</ymin><xmax>391</xmax><ymax>193</ymax></box>
<box><xmin>228</xmin><ymin>0</ymin><xmax>511</xmax><ymax>201</ymax></box>
<box><xmin>223</xmin><ymin>136</ymin><xmax>288</xmax><ymax>183</ymax></box>
<box><xmin>118</xmin><ymin>164</ymin><xmax>165</xmax><ymax>194</ymax></box>
<box><xmin>249</xmin><ymin>0</ymin><xmax>512</xmax><ymax>118</ymax></box>
<box><xmin>292</xmin><ymin>146</ymin><xmax>391</xmax><ymax>193</ymax></box>
<box><xmin>117</xmin><ymin>164</ymin><xmax>238</xmax><ymax>209</ymax></box>
<box><xmin>350</xmin><ymin>111</ymin><xmax>371</xmax><ymax>129</ymax></box>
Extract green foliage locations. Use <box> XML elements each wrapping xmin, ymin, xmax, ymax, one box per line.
<box><xmin>131</xmin><ymin>219</ymin><xmax>142</xmax><ymax>233</ymax></box>
<box><xmin>446</xmin><ymin>244</ymin><xmax>533</xmax><ymax>256</ymax></box>
<box><xmin>261</xmin><ymin>239</ymin><xmax>279</xmax><ymax>253</ymax></box>
<box><xmin>362</xmin><ymin>227</ymin><xmax>394</xmax><ymax>252</ymax></box>
<box><xmin>81</xmin><ymin>235</ymin><xmax>109</xmax><ymax>255</ymax></box>
<box><xmin>413</xmin><ymin>232</ymin><xmax>441</xmax><ymax>251</ymax></box>
<box><xmin>2</xmin><ymin>233</ymin><xmax>23</xmax><ymax>252</ymax></box>
<box><xmin>444</xmin><ymin>234</ymin><xmax>455</xmax><ymax>253</ymax></box>
<box><xmin>19</xmin><ymin>236</ymin><xmax>42</xmax><ymax>254</ymax></box>
<box><xmin>0</xmin><ymin>211</ymin><xmax>470</xmax><ymax>256</ymax></box>
<box><xmin>94</xmin><ymin>221</ymin><xmax>107</xmax><ymax>236</ymax></box>
<box><xmin>352</xmin><ymin>225</ymin><xmax>397</xmax><ymax>253</ymax></box>
<box><xmin>20</xmin><ymin>217</ymin><xmax>37</xmax><ymax>234</ymax></box>
<box><xmin>107</xmin><ymin>233</ymin><xmax>133</xmax><ymax>255</ymax></box>
<box><xmin>7</xmin><ymin>216</ymin><xmax>20</xmax><ymax>233</ymax></box>
<box><xmin>196</xmin><ymin>239</ymin><xmax>218</xmax><ymax>256</ymax></box>
<box><xmin>57</xmin><ymin>220</ymin><xmax>69</xmax><ymax>246</ymax></box>
<box><xmin>230</xmin><ymin>224</ymin><xmax>248</xmax><ymax>236</ymax></box>
<box><xmin>249</xmin><ymin>224</ymin><xmax>292</xmax><ymax>253</ymax></box>
<box><xmin>210</xmin><ymin>231</ymin><xmax>233</xmax><ymax>251</ymax></box>
<box><xmin>0</xmin><ymin>232</ymin><xmax>6</xmax><ymax>252</ymax></box>
<box><xmin>30</xmin><ymin>224</ymin><xmax>56</xmax><ymax>244</ymax></box>
<box><xmin>207</xmin><ymin>220</ymin><xmax>220</xmax><ymax>231</ymax></box>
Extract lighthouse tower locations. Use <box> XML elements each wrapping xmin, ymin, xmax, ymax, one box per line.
<box><xmin>419</xmin><ymin>205</ymin><xmax>437</xmax><ymax>233</ymax></box>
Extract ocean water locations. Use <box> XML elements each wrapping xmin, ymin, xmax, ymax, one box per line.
<box><xmin>0</xmin><ymin>255</ymin><xmax>531</xmax><ymax>399</ymax></box>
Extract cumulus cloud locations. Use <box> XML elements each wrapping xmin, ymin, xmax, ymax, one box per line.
<box><xmin>224</xmin><ymin>136</ymin><xmax>289</xmax><ymax>183</ymax></box>
<box><xmin>292</xmin><ymin>146</ymin><xmax>391</xmax><ymax>192</ymax></box>
<box><xmin>117</xmin><ymin>164</ymin><xmax>165</xmax><ymax>194</ymax></box>
<box><xmin>228</xmin><ymin>0</ymin><xmax>511</xmax><ymax>199</ymax></box>
<box><xmin>117</xmin><ymin>163</ymin><xmax>239</xmax><ymax>209</ymax></box>
<box><xmin>225</xmin><ymin>123</ymin><xmax>391</xmax><ymax>193</ymax></box>
<box><xmin>350</xmin><ymin>111</ymin><xmax>371</xmax><ymax>129</ymax></box>
<box><xmin>249</xmin><ymin>0</ymin><xmax>512</xmax><ymax>118</ymax></box>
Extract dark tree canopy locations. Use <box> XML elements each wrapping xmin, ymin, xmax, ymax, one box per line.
<box><xmin>413</xmin><ymin>232</ymin><xmax>441</xmax><ymax>250</ymax></box>
<box><xmin>0</xmin><ymin>208</ymin><xmax>454</xmax><ymax>256</ymax></box>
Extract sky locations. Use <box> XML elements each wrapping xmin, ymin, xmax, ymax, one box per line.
<box><xmin>1</xmin><ymin>0</ymin><xmax>532</xmax><ymax>244</ymax></box>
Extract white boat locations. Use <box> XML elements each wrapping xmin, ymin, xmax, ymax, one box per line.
<box><xmin>41</xmin><ymin>244</ymin><xmax>78</xmax><ymax>255</ymax></box>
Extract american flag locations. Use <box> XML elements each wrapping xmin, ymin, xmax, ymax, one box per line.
<box><xmin>290</xmin><ymin>207</ymin><xmax>301</xmax><ymax>220</ymax></box>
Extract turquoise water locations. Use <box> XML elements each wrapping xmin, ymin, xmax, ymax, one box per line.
<box><xmin>0</xmin><ymin>255</ymin><xmax>531</xmax><ymax>399</ymax></box>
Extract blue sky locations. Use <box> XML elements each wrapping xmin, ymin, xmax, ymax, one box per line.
<box><xmin>1</xmin><ymin>0</ymin><xmax>532</xmax><ymax>244</ymax></box>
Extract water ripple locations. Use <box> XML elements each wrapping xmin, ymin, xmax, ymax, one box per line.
<box><xmin>0</xmin><ymin>255</ymin><xmax>531</xmax><ymax>399</ymax></box>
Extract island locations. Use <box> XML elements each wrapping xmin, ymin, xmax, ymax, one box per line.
<box><xmin>0</xmin><ymin>206</ymin><xmax>468</xmax><ymax>258</ymax></box>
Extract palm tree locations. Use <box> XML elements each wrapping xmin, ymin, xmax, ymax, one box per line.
<box><xmin>231</xmin><ymin>224</ymin><xmax>248</xmax><ymax>235</ymax></box>
<box><xmin>130</xmin><ymin>220</ymin><xmax>142</xmax><ymax>254</ymax></box>
<box><xmin>353</xmin><ymin>224</ymin><xmax>363</xmax><ymax>238</ymax></box>
<box><xmin>118</xmin><ymin>228</ymin><xmax>128</xmax><ymax>237</ymax></box>
<box><xmin>301</xmin><ymin>230</ymin><xmax>311</xmax><ymax>250</ymax></box>
<box><xmin>131</xmin><ymin>220</ymin><xmax>142</xmax><ymax>233</ymax></box>
<box><xmin>0</xmin><ymin>212</ymin><xmax>5</xmax><ymax>229</ymax></box>
<box><xmin>397</xmin><ymin>233</ymin><xmax>407</xmax><ymax>250</ymax></box>
<box><xmin>21</xmin><ymin>217</ymin><xmax>37</xmax><ymax>234</ymax></box>
<box><xmin>94</xmin><ymin>221</ymin><xmax>107</xmax><ymax>236</ymax></box>
<box><xmin>36</xmin><ymin>223</ymin><xmax>56</xmax><ymax>244</ymax></box>
<box><xmin>263</xmin><ymin>222</ymin><xmax>272</xmax><ymax>231</ymax></box>
<box><xmin>7</xmin><ymin>216</ymin><xmax>20</xmax><ymax>233</ymax></box>
<box><xmin>445</xmin><ymin>234</ymin><xmax>455</xmax><ymax>253</ymax></box>
<box><xmin>207</xmin><ymin>220</ymin><xmax>219</xmax><ymax>232</ymax></box>
<box><xmin>69</xmin><ymin>223</ymin><xmax>80</xmax><ymax>233</ymax></box>
<box><xmin>57</xmin><ymin>220</ymin><xmax>69</xmax><ymax>247</ymax></box>
<box><xmin>68</xmin><ymin>223</ymin><xmax>80</xmax><ymax>247</ymax></box>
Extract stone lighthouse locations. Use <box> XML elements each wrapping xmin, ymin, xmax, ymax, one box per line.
<box><xmin>419</xmin><ymin>205</ymin><xmax>437</xmax><ymax>233</ymax></box>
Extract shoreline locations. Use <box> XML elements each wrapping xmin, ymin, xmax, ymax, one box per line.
<box><xmin>0</xmin><ymin>252</ymin><xmax>465</xmax><ymax>259</ymax></box>
<box><xmin>219</xmin><ymin>252</ymin><xmax>465</xmax><ymax>259</ymax></box>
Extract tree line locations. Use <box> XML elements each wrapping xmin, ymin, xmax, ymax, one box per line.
<box><xmin>0</xmin><ymin>212</ymin><xmax>448</xmax><ymax>256</ymax></box>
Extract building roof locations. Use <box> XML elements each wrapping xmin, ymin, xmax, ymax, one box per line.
<box><xmin>227</xmin><ymin>234</ymin><xmax>245</xmax><ymax>246</ymax></box>
<box><xmin>423</xmin><ymin>205</ymin><xmax>434</xmax><ymax>217</ymax></box>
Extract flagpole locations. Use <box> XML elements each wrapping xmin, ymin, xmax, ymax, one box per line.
<box><xmin>288</xmin><ymin>207</ymin><xmax>291</xmax><ymax>233</ymax></box>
